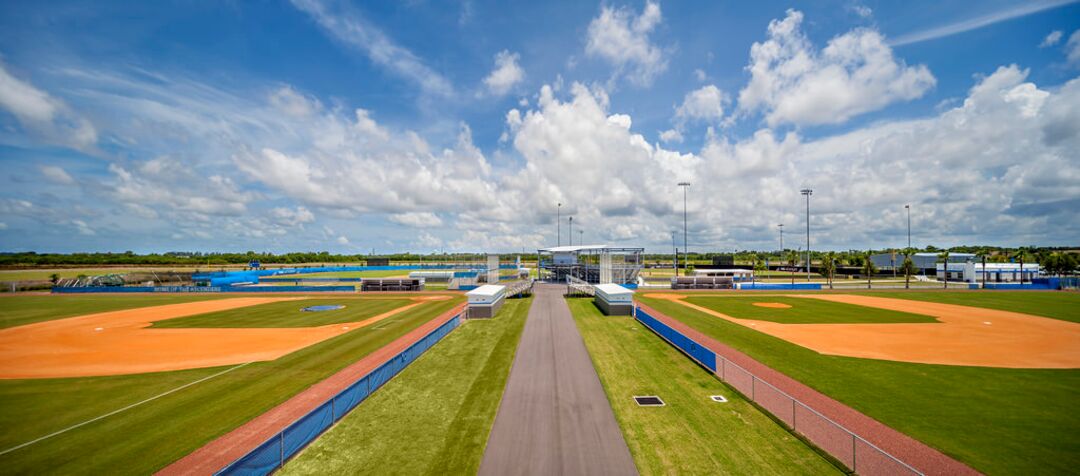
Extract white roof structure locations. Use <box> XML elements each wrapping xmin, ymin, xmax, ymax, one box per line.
<box><xmin>594</xmin><ymin>283</ymin><xmax>634</xmax><ymax>302</ymax></box>
<box><xmin>466</xmin><ymin>284</ymin><xmax>506</xmax><ymax>303</ymax></box>
<box><xmin>537</xmin><ymin>244</ymin><xmax>612</xmax><ymax>253</ymax></box>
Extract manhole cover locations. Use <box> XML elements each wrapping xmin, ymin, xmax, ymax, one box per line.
<box><xmin>302</xmin><ymin>305</ymin><xmax>346</xmax><ymax>312</ymax></box>
<box><xmin>633</xmin><ymin>396</ymin><xmax>665</xmax><ymax>406</ymax></box>
<box><xmin>710</xmin><ymin>395</ymin><xmax>728</xmax><ymax>403</ymax></box>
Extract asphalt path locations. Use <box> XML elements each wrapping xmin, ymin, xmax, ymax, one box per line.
<box><xmin>479</xmin><ymin>283</ymin><xmax>637</xmax><ymax>476</ymax></box>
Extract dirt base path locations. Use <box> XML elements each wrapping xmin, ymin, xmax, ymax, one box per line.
<box><xmin>646</xmin><ymin>293</ymin><xmax>1080</xmax><ymax>368</ymax></box>
<box><xmin>478</xmin><ymin>284</ymin><xmax>637</xmax><ymax>476</ymax></box>
<box><xmin>0</xmin><ymin>297</ymin><xmax>443</xmax><ymax>379</ymax></box>
<box><xmin>157</xmin><ymin>302</ymin><xmax>465</xmax><ymax>476</ymax></box>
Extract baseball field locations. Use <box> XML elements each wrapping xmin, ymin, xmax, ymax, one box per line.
<box><xmin>637</xmin><ymin>290</ymin><xmax>1080</xmax><ymax>475</ymax></box>
<box><xmin>566</xmin><ymin>298</ymin><xmax>840</xmax><ymax>474</ymax></box>
<box><xmin>0</xmin><ymin>293</ymin><xmax>463</xmax><ymax>474</ymax></box>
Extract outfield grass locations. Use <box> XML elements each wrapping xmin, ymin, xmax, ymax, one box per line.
<box><xmin>0</xmin><ymin>296</ymin><xmax>462</xmax><ymax>475</ymax></box>
<box><xmin>0</xmin><ymin>295</ymin><xmax>228</xmax><ymax>328</ymax></box>
<box><xmin>567</xmin><ymin>298</ymin><xmax>838</xmax><ymax>475</ymax></box>
<box><xmin>638</xmin><ymin>293</ymin><xmax>1080</xmax><ymax>475</ymax></box>
<box><xmin>684</xmin><ymin>296</ymin><xmax>937</xmax><ymax>324</ymax></box>
<box><xmin>859</xmin><ymin>291</ymin><xmax>1080</xmax><ymax>323</ymax></box>
<box><xmin>150</xmin><ymin>298</ymin><xmax>412</xmax><ymax>328</ymax></box>
<box><xmin>282</xmin><ymin>297</ymin><xmax>530</xmax><ymax>475</ymax></box>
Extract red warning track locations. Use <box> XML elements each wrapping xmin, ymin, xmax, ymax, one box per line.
<box><xmin>157</xmin><ymin>302</ymin><xmax>466</xmax><ymax>476</ymax></box>
<box><xmin>637</xmin><ymin>303</ymin><xmax>978</xmax><ymax>476</ymax></box>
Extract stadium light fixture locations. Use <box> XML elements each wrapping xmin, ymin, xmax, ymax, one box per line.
<box><xmin>678</xmin><ymin>182</ymin><xmax>691</xmax><ymax>275</ymax></box>
<box><xmin>569</xmin><ymin>216</ymin><xmax>573</xmax><ymax>246</ymax></box>
<box><xmin>905</xmin><ymin>204</ymin><xmax>911</xmax><ymax>249</ymax></box>
<box><xmin>557</xmin><ymin>202</ymin><xmax>562</xmax><ymax>247</ymax></box>
<box><xmin>800</xmin><ymin>188</ymin><xmax>812</xmax><ymax>280</ymax></box>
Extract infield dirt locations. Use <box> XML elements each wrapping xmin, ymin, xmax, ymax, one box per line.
<box><xmin>647</xmin><ymin>293</ymin><xmax>1080</xmax><ymax>368</ymax></box>
<box><xmin>0</xmin><ymin>296</ymin><xmax>449</xmax><ymax>378</ymax></box>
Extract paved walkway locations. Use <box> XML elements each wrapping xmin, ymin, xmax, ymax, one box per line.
<box><xmin>479</xmin><ymin>284</ymin><xmax>637</xmax><ymax>476</ymax></box>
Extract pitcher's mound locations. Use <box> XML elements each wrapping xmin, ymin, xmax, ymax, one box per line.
<box><xmin>753</xmin><ymin>302</ymin><xmax>792</xmax><ymax>309</ymax></box>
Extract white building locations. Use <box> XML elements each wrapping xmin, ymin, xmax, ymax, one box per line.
<box><xmin>936</xmin><ymin>262</ymin><xmax>1041</xmax><ymax>283</ymax></box>
<box><xmin>594</xmin><ymin>283</ymin><xmax>634</xmax><ymax>315</ymax></box>
<box><xmin>466</xmin><ymin>284</ymin><xmax>506</xmax><ymax>318</ymax></box>
<box><xmin>692</xmin><ymin>268</ymin><xmax>755</xmax><ymax>282</ymax></box>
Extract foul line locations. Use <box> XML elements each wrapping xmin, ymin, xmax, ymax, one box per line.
<box><xmin>0</xmin><ymin>362</ymin><xmax>252</xmax><ymax>457</ymax></box>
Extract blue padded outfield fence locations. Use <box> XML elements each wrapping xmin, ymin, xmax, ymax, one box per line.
<box><xmin>215</xmin><ymin>312</ymin><xmax>462</xmax><ymax>476</ymax></box>
<box><xmin>634</xmin><ymin>305</ymin><xmax>923</xmax><ymax>475</ymax></box>
<box><xmin>52</xmin><ymin>285</ymin><xmax>356</xmax><ymax>294</ymax></box>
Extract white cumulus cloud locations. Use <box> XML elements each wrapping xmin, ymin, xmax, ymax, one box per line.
<box><xmin>737</xmin><ymin>9</ymin><xmax>935</xmax><ymax>127</ymax></box>
<box><xmin>585</xmin><ymin>1</ymin><xmax>668</xmax><ymax>86</ymax></box>
<box><xmin>1040</xmin><ymin>30</ymin><xmax>1063</xmax><ymax>47</ymax></box>
<box><xmin>483</xmin><ymin>50</ymin><xmax>525</xmax><ymax>96</ymax></box>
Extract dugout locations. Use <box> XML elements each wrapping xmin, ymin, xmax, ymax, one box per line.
<box><xmin>361</xmin><ymin>278</ymin><xmax>424</xmax><ymax>292</ymax></box>
<box><xmin>672</xmin><ymin>275</ymin><xmax>733</xmax><ymax>289</ymax></box>
<box><xmin>466</xmin><ymin>284</ymin><xmax>506</xmax><ymax>318</ymax></box>
<box><xmin>594</xmin><ymin>283</ymin><xmax>634</xmax><ymax>315</ymax></box>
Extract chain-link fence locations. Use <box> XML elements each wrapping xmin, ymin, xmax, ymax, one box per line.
<box><xmin>635</xmin><ymin>306</ymin><xmax>922</xmax><ymax>476</ymax></box>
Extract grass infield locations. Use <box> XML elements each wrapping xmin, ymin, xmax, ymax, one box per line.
<box><xmin>684</xmin><ymin>295</ymin><xmax>936</xmax><ymax>324</ymax></box>
<box><xmin>567</xmin><ymin>298</ymin><xmax>838</xmax><ymax>475</ymax></box>
<box><xmin>150</xmin><ymin>298</ymin><xmax>413</xmax><ymax>328</ymax></box>
<box><xmin>0</xmin><ymin>295</ymin><xmax>462</xmax><ymax>475</ymax></box>
<box><xmin>638</xmin><ymin>291</ymin><xmax>1080</xmax><ymax>475</ymax></box>
<box><xmin>0</xmin><ymin>295</ymin><xmax>229</xmax><ymax>329</ymax></box>
<box><xmin>281</xmin><ymin>297</ymin><xmax>530</xmax><ymax>475</ymax></box>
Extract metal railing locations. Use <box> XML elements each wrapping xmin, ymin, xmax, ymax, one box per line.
<box><xmin>565</xmin><ymin>276</ymin><xmax>594</xmax><ymax>297</ymax></box>
<box><xmin>635</xmin><ymin>306</ymin><xmax>922</xmax><ymax>476</ymax></box>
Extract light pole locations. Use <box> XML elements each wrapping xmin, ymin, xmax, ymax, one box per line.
<box><xmin>568</xmin><ymin>216</ymin><xmax>573</xmax><ymax>246</ymax></box>
<box><xmin>578</xmin><ymin>229</ymin><xmax>584</xmax><ymax>246</ymax></box>
<box><xmin>801</xmin><ymin>188</ymin><xmax>812</xmax><ymax>280</ymax></box>
<box><xmin>678</xmin><ymin>181</ymin><xmax>691</xmax><ymax>274</ymax></box>
<box><xmin>778</xmin><ymin>224</ymin><xmax>784</xmax><ymax>255</ymax></box>
<box><xmin>671</xmin><ymin>231</ymin><xmax>678</xmax><ymax>276</ymax></box>
<box><xmin>557</xmin><ymin>202</ymin><xmax>562</xmax><ymax>247</ymax></box>
<box><xmin>905</xmin><ymin>204</ymin><xmax>911</xmax><ymax>249</ymax></box>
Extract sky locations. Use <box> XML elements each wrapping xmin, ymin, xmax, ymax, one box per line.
<box><xmin>0</xmin><ymin>0</ymin><xmax>1078</xmax><ymax>254</ymax></box>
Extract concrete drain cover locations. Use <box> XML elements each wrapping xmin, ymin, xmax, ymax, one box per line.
<box><xmin>633</xmin><ymin>396</ymin><xmax>665</xmax><ymax>406</ymax></box>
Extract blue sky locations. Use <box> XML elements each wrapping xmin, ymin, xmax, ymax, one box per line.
<box><xmin>0</xmin><ymin>0</ymin><xmax>1078</xmax><ymax>254</ymax></box>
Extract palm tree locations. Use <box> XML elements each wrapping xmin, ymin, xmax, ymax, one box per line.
<box><xmin>787</xmin><ymin>250</ymin><xmax>799</xmax><ymax>285</ymax></box>
<box><xmin>1013</xmin><ymin>247</ymin><xmax>1031</xmax><ymax>285</ymax></box>
<box><xmin>862</xmin><ymin>251</ymin><xmax>877</xmax><ymax>289</ymax></box>
<box><xmin>938</xmin><ymin>250</ymin><xmax>950</xmax><ymax>289</ymax></box>
<box><xmin>822</xmin><ymin>251</ymin><xmax>837</xmax><ymax>289</ymax></box>
<box><xmin>900</xmin><ymin>249</ymin><xmax>916</xmax><ymax>289</ymax></box>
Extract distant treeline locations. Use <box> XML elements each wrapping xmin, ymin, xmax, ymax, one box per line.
<box><xmin>0</xmin><ymin>251</ymin><xmax>496</xmax><ymax>267</ymax></box>
<box><xmin>0</xmin><ymin>246</ymin><xmax>1075</xmax><ymax>267</ymax></box>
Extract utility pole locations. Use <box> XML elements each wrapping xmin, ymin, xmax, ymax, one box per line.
<box><xmin>679</xmin><ymin>182</ymin><xmax>691</xmax><ymax>274</ymax></box>
<box><xmin>778</xmin><ymin>224</ymin><xmax>784</xmax><ymax>255</ymax></box>
<box><xmin>801</xmin><ymin>188</ymin><xmax>812</xmax><ymax>280</ymax></box>
<box><xmin>671</xmin><ymin>231</ymin><xmax>678</xmax><ymax>276</ymax></box>
<box><xmin>557</xmin><ymin>202</ymin><xmax>561</xmax><ymax>247</ymax></box>
<box><xmin>568</xmin><ymin>216</ymin><xmax>573</xmax><ymax>246</ymax></box>
<box><xmin>905</xmin><ymin>204</ymin><xmax>911</xmax><ymax>249</ymax></box>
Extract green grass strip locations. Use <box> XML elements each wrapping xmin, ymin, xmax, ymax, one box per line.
<box><xmin>639</xmin><ymin>294</ymin><xmax>1080</xmax><ymax>475</ymax></box>
<box><xmin>0</xmin><ymin>297</ymin><xmax>461</xmax><ymax>475</ymax></box>
<box><xmin>567</xmin><ymin>298</ymin><xmax>839</xmax><ymax>475</ymax></box>
<box><xmin>684</xmin><ymin>296</ymin><xmax>936</xmax><ymax>324</ymax></box>
<box><xmin>281</xmin><ymin>298</ymin><xmax>530</xmax><ymax>475</ymax></box>
<box><xmin>150</xmin><ymin>298</ymin><xmax>412</xmax><ymax>328</ymax></box>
